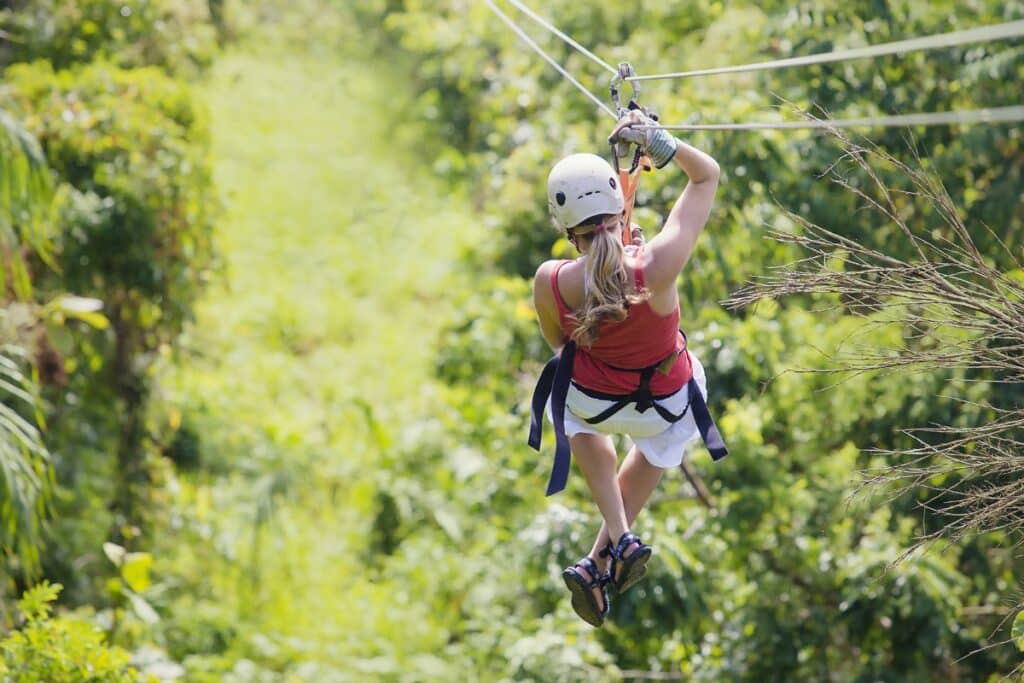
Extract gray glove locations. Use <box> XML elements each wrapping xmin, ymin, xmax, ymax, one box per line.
<box><xmin>608</xmin><ymin>109</ymin><xmax>679</xmax><ymax>169</ymax></box>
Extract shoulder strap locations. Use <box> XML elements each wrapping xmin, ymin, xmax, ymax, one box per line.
<box><xmin>549</xmin><ymin>260</ymin><xmax>573</xmax><ymax>318</ymax></box>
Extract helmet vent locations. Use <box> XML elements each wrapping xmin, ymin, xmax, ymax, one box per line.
<box><xmin>555</xmin><ymin>192</ymin><xmax>566</xmax><ymax>206</ymax></box>
<box><xmin>609</xmin><ymin>177</ymin><xmax>617</xmax><ymax>189</ymax></box>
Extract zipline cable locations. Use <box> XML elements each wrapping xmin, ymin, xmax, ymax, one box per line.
<box><xmin>483</xmin><ymin>0</ymin><xmax>617</xmax><ymax>119</ymax></box>
<box><xmin>629</xmin><ymin>19</ymin><xmax>1024</xmax><ymax>82</ymax></box>
<box><xmin>642</xmin><ymin>105</ymin><xmax>1024</xmax><ymax>131</ymax></box>
<box><xmin>484</xmin><ymin>6</ymin><xmax>1024</xmax><ymax>131</ymax></box>
<box><xmin>504</xmin><ymin>0</ymin><xmax>618</xmax><ymax>75</ymax></box>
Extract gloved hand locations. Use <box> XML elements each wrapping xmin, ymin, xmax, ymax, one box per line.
<box><xmin>608</xmin><ymin>109</ymin><xmax>680</xmax><ymax>169</ymax></box>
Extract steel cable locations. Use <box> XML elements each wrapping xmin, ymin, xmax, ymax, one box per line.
<box><xmin>484</xmin><ymin>0</ymin><xmax>617</xmax><ymax>119</ymax></box>
<box><xmin>484</xmin><ymin>6</ymin><xmax>1024</xmax><ymax>131</ymax></box>
<box><xmin>642</xmin><ymin>105</ymin><xmax>1024</xmax><ymax>131</ymax></box>
<box><xmin>629</xmin><ymin>19</ymin><xmax>1024</xmax><ymax>82</ymax></box>
<box><xmin>504</xmin><ymin>0</ymin><xmax>618</xmax><ymax>75</ymax></box>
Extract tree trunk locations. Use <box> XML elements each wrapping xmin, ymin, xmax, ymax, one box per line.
<box><xmin>110</xmin><ymin>303</ymin><xmax>149</xmax><ymax>545</ymax></box>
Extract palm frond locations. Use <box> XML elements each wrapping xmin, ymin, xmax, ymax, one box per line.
<box><xmin>0</xmin><ymin>335</ymin><xmax>49</xmax><ymax>576</ymax></box>
<box><xmin>0</xmin><ymin>108</ymin><xmax>53</xmax><ymax>574</ymax></box>
<box><xmin>0</xmin><ymin>105</ymin><xmax>55</xmax><ymax>295</ymax></box>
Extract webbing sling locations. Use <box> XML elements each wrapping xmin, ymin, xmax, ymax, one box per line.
<box><xmin>687</xmin><ymin>376</ymin><xmax>728</xmax><ymax>460</ymax></box>
<box><xmin>528</xmin><ymin>344</ymin><xmax>727</xmax><ymax>496</ymax></box>
<box><xmin>578</xmin><ymin>359</ymin><xmax>688</xmax><ymax>424</ymax></box>
<box><xmin>528</xmin><ymin>342</ymin><xmax>577</xmax><ymax>496</ymax></box>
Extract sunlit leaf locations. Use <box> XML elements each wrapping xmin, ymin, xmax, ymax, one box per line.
<box><xmin>122</xmin><ymin>551</ymin><xmax>153</xmax><ymax>593</ymax></box>
<box><xmin>128</xmin><ymin>590</ymin><xmax>160</xmax><ymax>625</ymax></box>
<box><xmin>1013</xmin><ymin>610</ymin><xmax>1024</xmax><ymax>652</ymax></box>
<box><xmin>103</xmin><ymin>542</ymin><xmax>126</xmax><ymax>568</ymax></box>
<box><xmin>56</xmin><ymin>295</ymin><xmax>104</xmax><ymax>314</ymax></box>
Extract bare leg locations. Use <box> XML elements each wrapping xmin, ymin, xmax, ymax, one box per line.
<box><xmin>588</xmin><ymin>443</ymin><xmax>664</xmax><ymax>573</ymax></box>
<box><xmin>570</xmin><ymin>433</ymin><xmax>629</xmax><ymax>543</ymax></box>
<box><xmin>566</xmin><ymin>432</ymin><xmax>633</xmax><ymax>612</ymax></box>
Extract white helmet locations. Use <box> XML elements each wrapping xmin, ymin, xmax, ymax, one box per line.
<box><xmin>547</xmin><ymin>153</ymin><xmax>624</xmax><ymax>230</ymax></box>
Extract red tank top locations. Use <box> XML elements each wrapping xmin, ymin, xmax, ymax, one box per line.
<box><xmin>551</xmin><ymin>258</ymin><xmax>692</xmax><ymax>395</ymax></box>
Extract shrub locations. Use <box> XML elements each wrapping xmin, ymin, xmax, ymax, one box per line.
<box><xmin>2</xmin><ymin>60</ymin><xmax>216</xmax><ymax>327</ymax></box>
<box><xmin>0</xmin><ymin>0</ymin><xmax>217</xmax><ymax>75</ymax></box>
<box><xmin>1</xmin><ymin>59</ymin><xmax>216</xmax><ymax>553</ymax></box>
<box><xmin>0</xmin><ymin>581</ymin><xmax>153</xmax><ymax>682</ymax></box>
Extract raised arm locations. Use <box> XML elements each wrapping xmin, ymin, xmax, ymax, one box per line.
<box><xmin>609</xmin><ymin>112</ymin><xmax>720</xmax><ymax>292</ymax></box>
<box><xmin>642</xmin><ymin>140</ymin><xmax>720</xmax><ymax>290</ymax></box>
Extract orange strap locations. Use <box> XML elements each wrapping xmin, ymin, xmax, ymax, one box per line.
<box><xmin>619</xmin><ymin>155</ymin><xmax>652</xmax><ymax>245</ymax></box>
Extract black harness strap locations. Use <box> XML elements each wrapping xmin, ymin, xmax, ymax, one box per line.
<box><xmin>581</xmin><ymin>361</ymin><xmax>690</xmax><ymax>425</ymax></box>
<box><xmin>687</xmin><ymin>376</ymin><xmax>728</xmax><ymax>461</ymax></box>
<box><xmin>528</xmin><ymin>342</ymin><xmax>728</xmax><ymax>496</ymax></box>
<box><xmin>528</xmin><ymin>342</ymin><xmax>577</xmax><ymax>496</ymax></box>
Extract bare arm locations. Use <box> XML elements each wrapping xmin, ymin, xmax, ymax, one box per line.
<box><xmin>643</xmin><ymin>140</ymin><xmax>720</xmax><ymax>291</ymax></box>
<box><xmin>533</xmin><ymin>260</ymin><xmax>566</xmax><ymax>352</ymax></box>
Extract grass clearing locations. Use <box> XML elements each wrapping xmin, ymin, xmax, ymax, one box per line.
<box><xmin>156</xmin><ymin>8</ymin><xmax>485</xmax><ymax>677</ymax></box>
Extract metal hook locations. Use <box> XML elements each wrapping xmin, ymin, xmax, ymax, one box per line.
<box><xmin>609</xmin><ymin>62</ymin><xmax>647</xmax><ymax>174</ymax></box>
<box><xmin>609</xmin><ymin>62</ymin><xmax>640</xmax><ymax>116</ymax></box>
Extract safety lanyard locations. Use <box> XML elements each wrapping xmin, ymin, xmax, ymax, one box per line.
<box><xmin>609</xmin><ymin>62</ymin><xmax>653</xmax><ymax>246</ymax></box>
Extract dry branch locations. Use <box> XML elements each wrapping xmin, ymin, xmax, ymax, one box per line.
<box><xmin>726</xmin><ymin>127</ymin><xmax>1024</xmax><ymax>643</ymax></box>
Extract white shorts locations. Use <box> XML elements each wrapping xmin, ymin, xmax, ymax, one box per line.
<box><xmin>546</xmin><ymin>351</ymin><xmax>709</xmax><ymax>468</ymax></box>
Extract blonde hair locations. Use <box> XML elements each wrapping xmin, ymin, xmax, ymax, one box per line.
<box><xmin>570</xmin><ymin>216</ymin><xmax>649</xmax><ymax>347</ymax></box>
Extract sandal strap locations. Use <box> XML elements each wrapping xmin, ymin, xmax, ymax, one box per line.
<box><xmin>574</xmin><ymin>557</ymin><xmax>602</xmax><ymax>587</ymax></box>
<box><xmin>598</xmin><ymin>542</ymin><xmax>614</xmax><ymax>559</ymax></box>
<box><xmin>612</xmin><ymin>532</ymin><xmax>645</xmax><ymax>560</ymax></box>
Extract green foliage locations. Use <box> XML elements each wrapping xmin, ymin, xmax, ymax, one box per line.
<box><xmin>0</xmin><ymin>113</ymin><xmax>53</xmax><ymax>579</ymax></box>
<box><xmin>0</xmin><ymin>0</ymin><xmax>218</xmax><ymax>75</ymax></box>
<box><xmin>0</xmin><ymin>0</ymin><xmax>219</xmax><ymax>675</ymax></box>
<box><xmin>435</xmin><ymin>275</ymin><xmax>549</xmax><ymax>402</ymax></box>
<box><xmin>0</xmin><ymin>107</ymin><xmax>54</xmax><ymax>282</ymax></box>
<box><xmin>2</xmin><ymin>60</ymin><xmax>215</xmax><ymax>323</ymax></box>
<box><xmin>0</xmin><ymin>0</ymin><xmax>1018</xmax><ymax>680</ymax></box>
<box><xmin>0</xmin><ymin>57</ymin><xmax>216</xmax><ymax>550</ymax></box>
<box><xmin>0</xmin><ymin>319</ymin><xmax>50</xmax><ymax>578</ymax></box>
<box><xmin>1013</xmin><ymin>610</ymin><xmax>1024</xmax><ymax>652</ymax></box>
<box><xmin>374</xmin><ymin>0</ymin><xmax>1024</xmax><ymax>289</ymax></box>
<box><xmin>0</xmin><ymin>582</ymin><xmax>151</xmax><ymax>682</ymax></box>
<box><xmin>338</xmin><ymin>0</ymin><xmax>1024</xmax><ymax>678</ymax></box>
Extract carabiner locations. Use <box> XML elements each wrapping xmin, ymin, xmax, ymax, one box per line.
<box><xmin>609</xmin><ymin>62</ymin><xmax>640</xmax><ymax>116</ymax></box>
<box><xmin>609</xmin><ymin>62</ymin><xmax>650</xmax><ymax>174</ymax></box>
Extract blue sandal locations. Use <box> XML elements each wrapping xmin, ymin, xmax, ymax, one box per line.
<box><xmin>562</xmin><ymin>557</ymin><xmax>610</xmax><ymax>627</ymax></box>
<box><xmin>602</xmin><ymin>532</ymin><xmax>652</xmax><ymax>594</ymax></box>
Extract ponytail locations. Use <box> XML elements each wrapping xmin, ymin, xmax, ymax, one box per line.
<box><xmin>571</xmin><ymin>222</ymin><xmax>649</xmax><ymax>347</ymax></box>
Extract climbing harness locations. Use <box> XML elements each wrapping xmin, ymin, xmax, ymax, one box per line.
<box><xmin>528</xmin><ymin>62</ymin><xmax>726</xmax><ymax>496</ymax></box>
<box><xmin>528</xmin><ymin>338</ymin><xmax>728</xmax><ymax>496</ymax></box>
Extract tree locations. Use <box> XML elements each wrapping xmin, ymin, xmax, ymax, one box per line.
<box><xmin>0</xmin><ymin>108</ymin><xmax>53</xmax><ymax>585</ymax></box>
<box><xmin>2</xmin><ymin>61</ymin><xmax>217</xmax><ymax>549</ymax></box>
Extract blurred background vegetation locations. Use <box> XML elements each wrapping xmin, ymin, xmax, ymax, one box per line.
<box><xmin>0</xmin><ymin>0</ymin><xmax>1022</xmax><ymax>680</ymax></box>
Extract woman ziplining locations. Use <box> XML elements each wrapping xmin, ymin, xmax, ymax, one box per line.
<box><xmin>493</xmin><ymin>0</ymin><xmax>1024</xmax><ymax>630</ymax></box>
<box><xmin>528</xmin><ymin>108</ymin><xmax>727</xmax><ymax>627</ymax></box>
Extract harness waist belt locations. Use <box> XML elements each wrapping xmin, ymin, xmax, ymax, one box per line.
<box><xmin>528</xmin><ymin>343</ymin><xmax>727</xmax><ymax>496</ymax></box>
